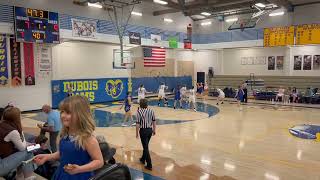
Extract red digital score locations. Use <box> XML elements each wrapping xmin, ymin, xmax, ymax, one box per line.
<box><xmin>20</xmin><ymin>32</ymin><xmax>25</xmax><ymax>38</ymax></box>
<box><xmin>25</xmin><ymin>21</ymin><xmax>30</xmax><ymax>29</ymax></box>
<box><xmin>53</xmin><ymin>24</ymin><xmax>59</xmax><ymax>31</ymax></box>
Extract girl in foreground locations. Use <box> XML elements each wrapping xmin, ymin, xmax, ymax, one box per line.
<box><xmin>34</xmin><ymin>95</ymin><xmax>103</xmax><ymax>180</ymax></box>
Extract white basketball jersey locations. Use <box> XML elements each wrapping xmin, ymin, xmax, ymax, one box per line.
<box><xmin>189</xmin><ymin>89</ymin><xmax>196</xmax><ymax>97</ymax></box>
<box><xmin>138</xmin><ymin>87</ymin><xmax>146</xmax><ymax>96</ymax></box>
<box><xmin>217</xmin><ymin>88</ymin><xmax>224</xmax><ymax>95</ymax></box>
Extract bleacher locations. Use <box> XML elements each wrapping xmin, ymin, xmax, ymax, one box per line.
<box><xmin>209</xmin><ymin>75</ymin><xmax>320</xmax><ymax>91</ymax></box>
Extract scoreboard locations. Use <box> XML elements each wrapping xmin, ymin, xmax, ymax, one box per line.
<box><xmin>14</xmin><ymin>6</ymin><xmax>60</xmax><ymax>43</ymax></box>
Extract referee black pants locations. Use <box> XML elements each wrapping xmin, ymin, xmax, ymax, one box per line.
<box><xmin>139</xmin><ymin>128</ymin><xmax>153</xmax><ymax>167</ymax></box>
<box><xmin>243</xmin><ymin>88</ymin><xmax>248</xmax><ymax>103</ymax></box>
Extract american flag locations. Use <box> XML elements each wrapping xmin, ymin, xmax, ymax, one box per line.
<box><xmin>143</xmin><ymin>47</ymin><xmax>166</xmax><ymax>67</ymax></box>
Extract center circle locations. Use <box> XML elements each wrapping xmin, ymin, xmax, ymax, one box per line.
<box><xmin>94</xmin><ymin>99</ymin><xmax>220</xmax><ymax>127</ymax></box>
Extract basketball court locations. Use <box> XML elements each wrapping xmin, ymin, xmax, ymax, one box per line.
<box><xmin>1</xmin><ymin>0</ymin><xmax>320</xmax><ymax>180</ymax></box>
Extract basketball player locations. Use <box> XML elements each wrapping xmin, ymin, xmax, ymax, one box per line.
<box><xmin>180</xmin><ymin>85</ymin><xmax>188</xmax><ymax>108</ymax></box>
<box><xmin>158</xmin><ymin>82</ymin><xmax>168</xmax><ymax>107</ymax></box>
<box><xmin>198</xmin><ymin>82</ymin><xmax>204</xmax><ymax>97</ymax></box>
<box><xmin>216</xmin><ymin>88</ymin><xmax>225</xmax><ymax>105</ymax></box>
<box><xmin>203</xmin><ymin>82</ymin><xmax>209</xmax><ymax>101</ymax></box>
<box><xmin>173</xmin><ymin>85</ymin><xmax>182</xmax><ymax>109</ymax></box>
<box><xmin>120</xmin><ymin>92</ymin><xmax>134</xmax><ymax>126</ymax></box>
<box><xmin>189</xmin><ymin>86</ymin><xmax>197</xmax><ymax>112</ymax></box>
<box><xmin>136</xmin><ymin>84</ymin><xmax>150</xmax><ymax>104</ymax></box>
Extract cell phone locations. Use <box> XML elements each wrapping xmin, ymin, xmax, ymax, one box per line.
<box><xmin>27</xmin><ymin>144</ymin><xmax>40</xmax><ymax>152</ymax></box>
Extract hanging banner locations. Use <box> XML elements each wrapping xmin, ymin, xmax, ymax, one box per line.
<box><xmin>72</xmin><ymin>18</ymin><xmax>97</xmax><ymax>38</ymax></box>
<box><xmin>51</xmin><ymin>78</ymin><xmax>129</xmax><ymax>108</ymax></box>
<box><xmin>264</xmin><ymin>26</ymin><xmax>294</xmax><ymax>47</ymax></box>
<box><xmin>169</xmin><ymin>37</ymin><xmax>178</xmax><ymax>48</ymax></box>
<box><xmin>23</xmin><ymin>43</ymin><xmax>35</xmax><ymax>85</ymax></box>
<box><xmin>0</xmin><ymin>35</ymin><xmax>9</xmax><ymax>87</ymax></box>
<box><xmin>187</xmin><ymin>24</ymin><xmax>192</xmax><ymax>42</ymax></box>
<box><xmin>184</xmin><ymin>40</ymin><xmax>192</xmax><ymax>49</ymax></box>
<box><xmin>10</xmin><ymin>38</ymin><xmax>22</xmax><ymax>87</ymax></box>
<box><xmin>129</xmin><ymin>32</ymin><xmax>141</xmax><ymax>45</ymax></box>
<box><xmin>296</xmin><ymin>24</ymin><xmax>320</xmax><ymax>45</ymax></box>
<box><xmin>36</xmin><ymin>44</ymin><xmax>51</xmax><ymax>78</ymax></box>
<box><xmin>150</xmin><ymin>34</ymin><xmax>162</xmax><ymax>46</ymax></box>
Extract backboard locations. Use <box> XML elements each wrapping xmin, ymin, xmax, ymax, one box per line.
<box><xmin>113</xmin><ymin>49</ymin><xmax>135</xmax><ymax>69</ymax></box>
<box><xmin>228</xmin><ymin>18</ymin><xmax>257</xmax><ymax>31</ymax></box>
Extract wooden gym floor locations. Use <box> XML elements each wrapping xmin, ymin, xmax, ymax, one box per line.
<box><xmin>22</xmin><ymin>98</ymin><xmax>320</xmax><ymax>180</ymax></box>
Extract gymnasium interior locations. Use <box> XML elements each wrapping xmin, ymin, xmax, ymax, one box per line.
<box><xmin>0</xmin><ymin>0</ymin><xmax>320</xmax><ymax>179</ymax></box>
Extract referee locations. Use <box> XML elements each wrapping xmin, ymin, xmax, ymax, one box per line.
<box><xmin>136</xmin><ymin>98</ymin><xmax>156</xmax><ymax>170</ymax></box>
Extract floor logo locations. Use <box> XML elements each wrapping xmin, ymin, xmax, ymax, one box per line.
<box><xmin>105</xmin><ymin>79</ymin><xmax>123</xmax><ymax>98</ymax></box>
<box><xmin>289</xmin><ymin>124</ymin><xmax>320</xmax><ymax>139</ymax></box>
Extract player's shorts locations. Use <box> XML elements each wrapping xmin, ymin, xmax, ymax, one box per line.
<box><xmin>125</xmin><ymin>105</ymin><xmax>131</xmax><ymax>112</ymax></box>
<box><xmin>189</xmin><ymin>96</ymin><xmax>196</xmax><ymax>103</ymax></box>
<box><xmin>158</xmin><ymin>92</ymin><xmax>165</xmax><ymax>98</ymax></box>
<box><xmin>138</xmin><ymin>95</ymin><xmax>145</xmax><ymax>103</ymax></box>
<box><xmin>218</xmin><ymin>94</ymin><xmax>225</xmax><ymax>99</ymax></box>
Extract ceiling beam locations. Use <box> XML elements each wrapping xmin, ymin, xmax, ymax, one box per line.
<box><xmin>194</xmin><ymin>5</ymin><xmax>279</xmax><ymax>21</ymax></box>
<box><xmin>188</xmin><ymin>1</ymin><xmax>254</xmax><ymax>16</ymax></box>
<box><xmin>153</xmin><ymin>8</ymin><xmax>181</xmax><ymax>16</ymax></box>
<box><xmin>185</xmin><ymin>0</ymin><xmax>249</xmax><ymax>10</ymax></box>
<box><xmin>177</xmin><ymin>0</ymin><xmax>187</xmax><ymax>15</ymax></box>
<box><xmin>151</xmin><ymin>0</ymin><xmax>250</xmax><ymax>16</ymax></box>
<box><xmin>267</xmin><ymin>0</ymin><xmax>293</xmax><ymax>11</ymax></box>
<box><xmin>141</xmin><ymin>0</ymin><xmax>181</xmax><ymax>9</ymax></box>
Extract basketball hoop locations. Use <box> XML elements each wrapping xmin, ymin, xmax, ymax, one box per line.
<box><xmin>228</xmin><ymin>18</ymin><xmax>256</xmax><ymax>31</ymax></box>
<box><xmin>121</xmin><ymin>62</ymin><xmax>134</xmax><ymax>69</ymax></box>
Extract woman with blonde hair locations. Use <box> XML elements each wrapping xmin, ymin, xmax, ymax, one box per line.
<box><xmin>34</xmin><ymin>95</ymin><xmax>103</xmax><ymax>179</ymax></box>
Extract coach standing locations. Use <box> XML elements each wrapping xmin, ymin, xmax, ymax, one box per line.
<box><xmin>37</xmin><ymin>105</ymin><xmax>62</xmax><ymax>153</ymax></box>
<box><xmin>136</xmin><ymin>99</ymin><xmax>156</xmax><ymax>171</ymax></box>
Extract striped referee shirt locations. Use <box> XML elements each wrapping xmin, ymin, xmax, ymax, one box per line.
<box><xmin>136</xmin><ymin>108</ymin><xmax>155</xmax><ymax>128</ymax></box>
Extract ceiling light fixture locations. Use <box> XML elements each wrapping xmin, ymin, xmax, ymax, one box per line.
<box><xmin>255</xmin><ymin>3</ymin><xmax>266</xmax><ymax>8</ymax></box>
<box><xmin>201</xmin><ymin>21</ymin><xmax>212</xmax><ymax>26</ymax></box>
<box><xmin>269</xmin><ymin>11</ymin><xmax>284</xmax><ymax>16</ymax></box>
<box><xmin>153</xmin><ymin>0</ymin><xmax>168</xmax><ymax>5</ymax></box>
<box><xmin>164</xmin><ymin>18</ymin><xmax>173</xmax><ymax>22</ymax></box>
<box><xmin>131</xmin><ymin>11</ymin><xmax>142</xmax><ymax>16</ymax></box>
<box><xmin>201</xmin><ymin>12</ymin><xmax>211</xmax><ymax>16</ymax></box>
<box><xmin>87</xmin><ymin>2</ymin><xmax>103</xmax><ymax>8</ymax></box>
<box><xmin>225</xmin><ymin>17</ymin><xmax>238</xmax><ymax>22</ymax></box>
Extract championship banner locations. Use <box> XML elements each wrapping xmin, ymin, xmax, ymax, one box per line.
<box><xmin>36</xmin><ymin>44</ymin><xmax>51</xmax><ymax>78</ymax></box>
<box><xmin>296</xmin><ymin>24</ymin><xmax>320</xmax><ymax>45</ymax></box>
<box><xmin>51</xmin><ymin>78</ymin><xmax>129</xmax><ymax>108</ymax></box>
<box><xmin>0</xmin><ymin>35</ymin><xmax>9</xmax><ymax>87</ymax></box>
<box><xmin>23</xmin><ymin>43</ymin><xmax>35</xmax><ymax>85</ymax></box>
<box><xmin>10</xmin><ymin>38</ymin><xmax>22</xmax><ymax>87</ymax></box>
<box><xmin>129</xmin><ymin>32</ymin><xmax>141</xmax><ymax>45</ymax></box>
<box><xmin>72</xmin><ymin>18</ymin><xmax>97</xmax><ymax>38</ymax></box>
<box><xmin>169</xmin><ymin>37</ymin><xmax>178</xmax><ymax>48</ymax></box>
<box><xmin>184</xmin><ymin>40</ymin><xmax>192</xmax><ymax>49</ymax></box>
<box><xmin>264</xmin><ymin>26</ymin><xmax>294</xmax><ymax>47</ymax></box>
<box><xmin>150</xmin><ymin>34</ymin><xmax>162</xmax><ymax>46</ymax></box>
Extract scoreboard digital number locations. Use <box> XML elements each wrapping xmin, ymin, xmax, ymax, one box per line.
<box><xmin>14</xmin><ymin>6</ymin><xmax>60</xmax><ymax>43</ymax></box>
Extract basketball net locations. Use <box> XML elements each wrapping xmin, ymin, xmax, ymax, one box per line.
<box><xmin>103</xmin><ymin>1</ymin><xmax>141</xmax><ymax>93</ymax></box>
<box><xmin>104</xmin><ymin>1</ymin><xmax>140</xmax><ymax>65</ymax></box>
